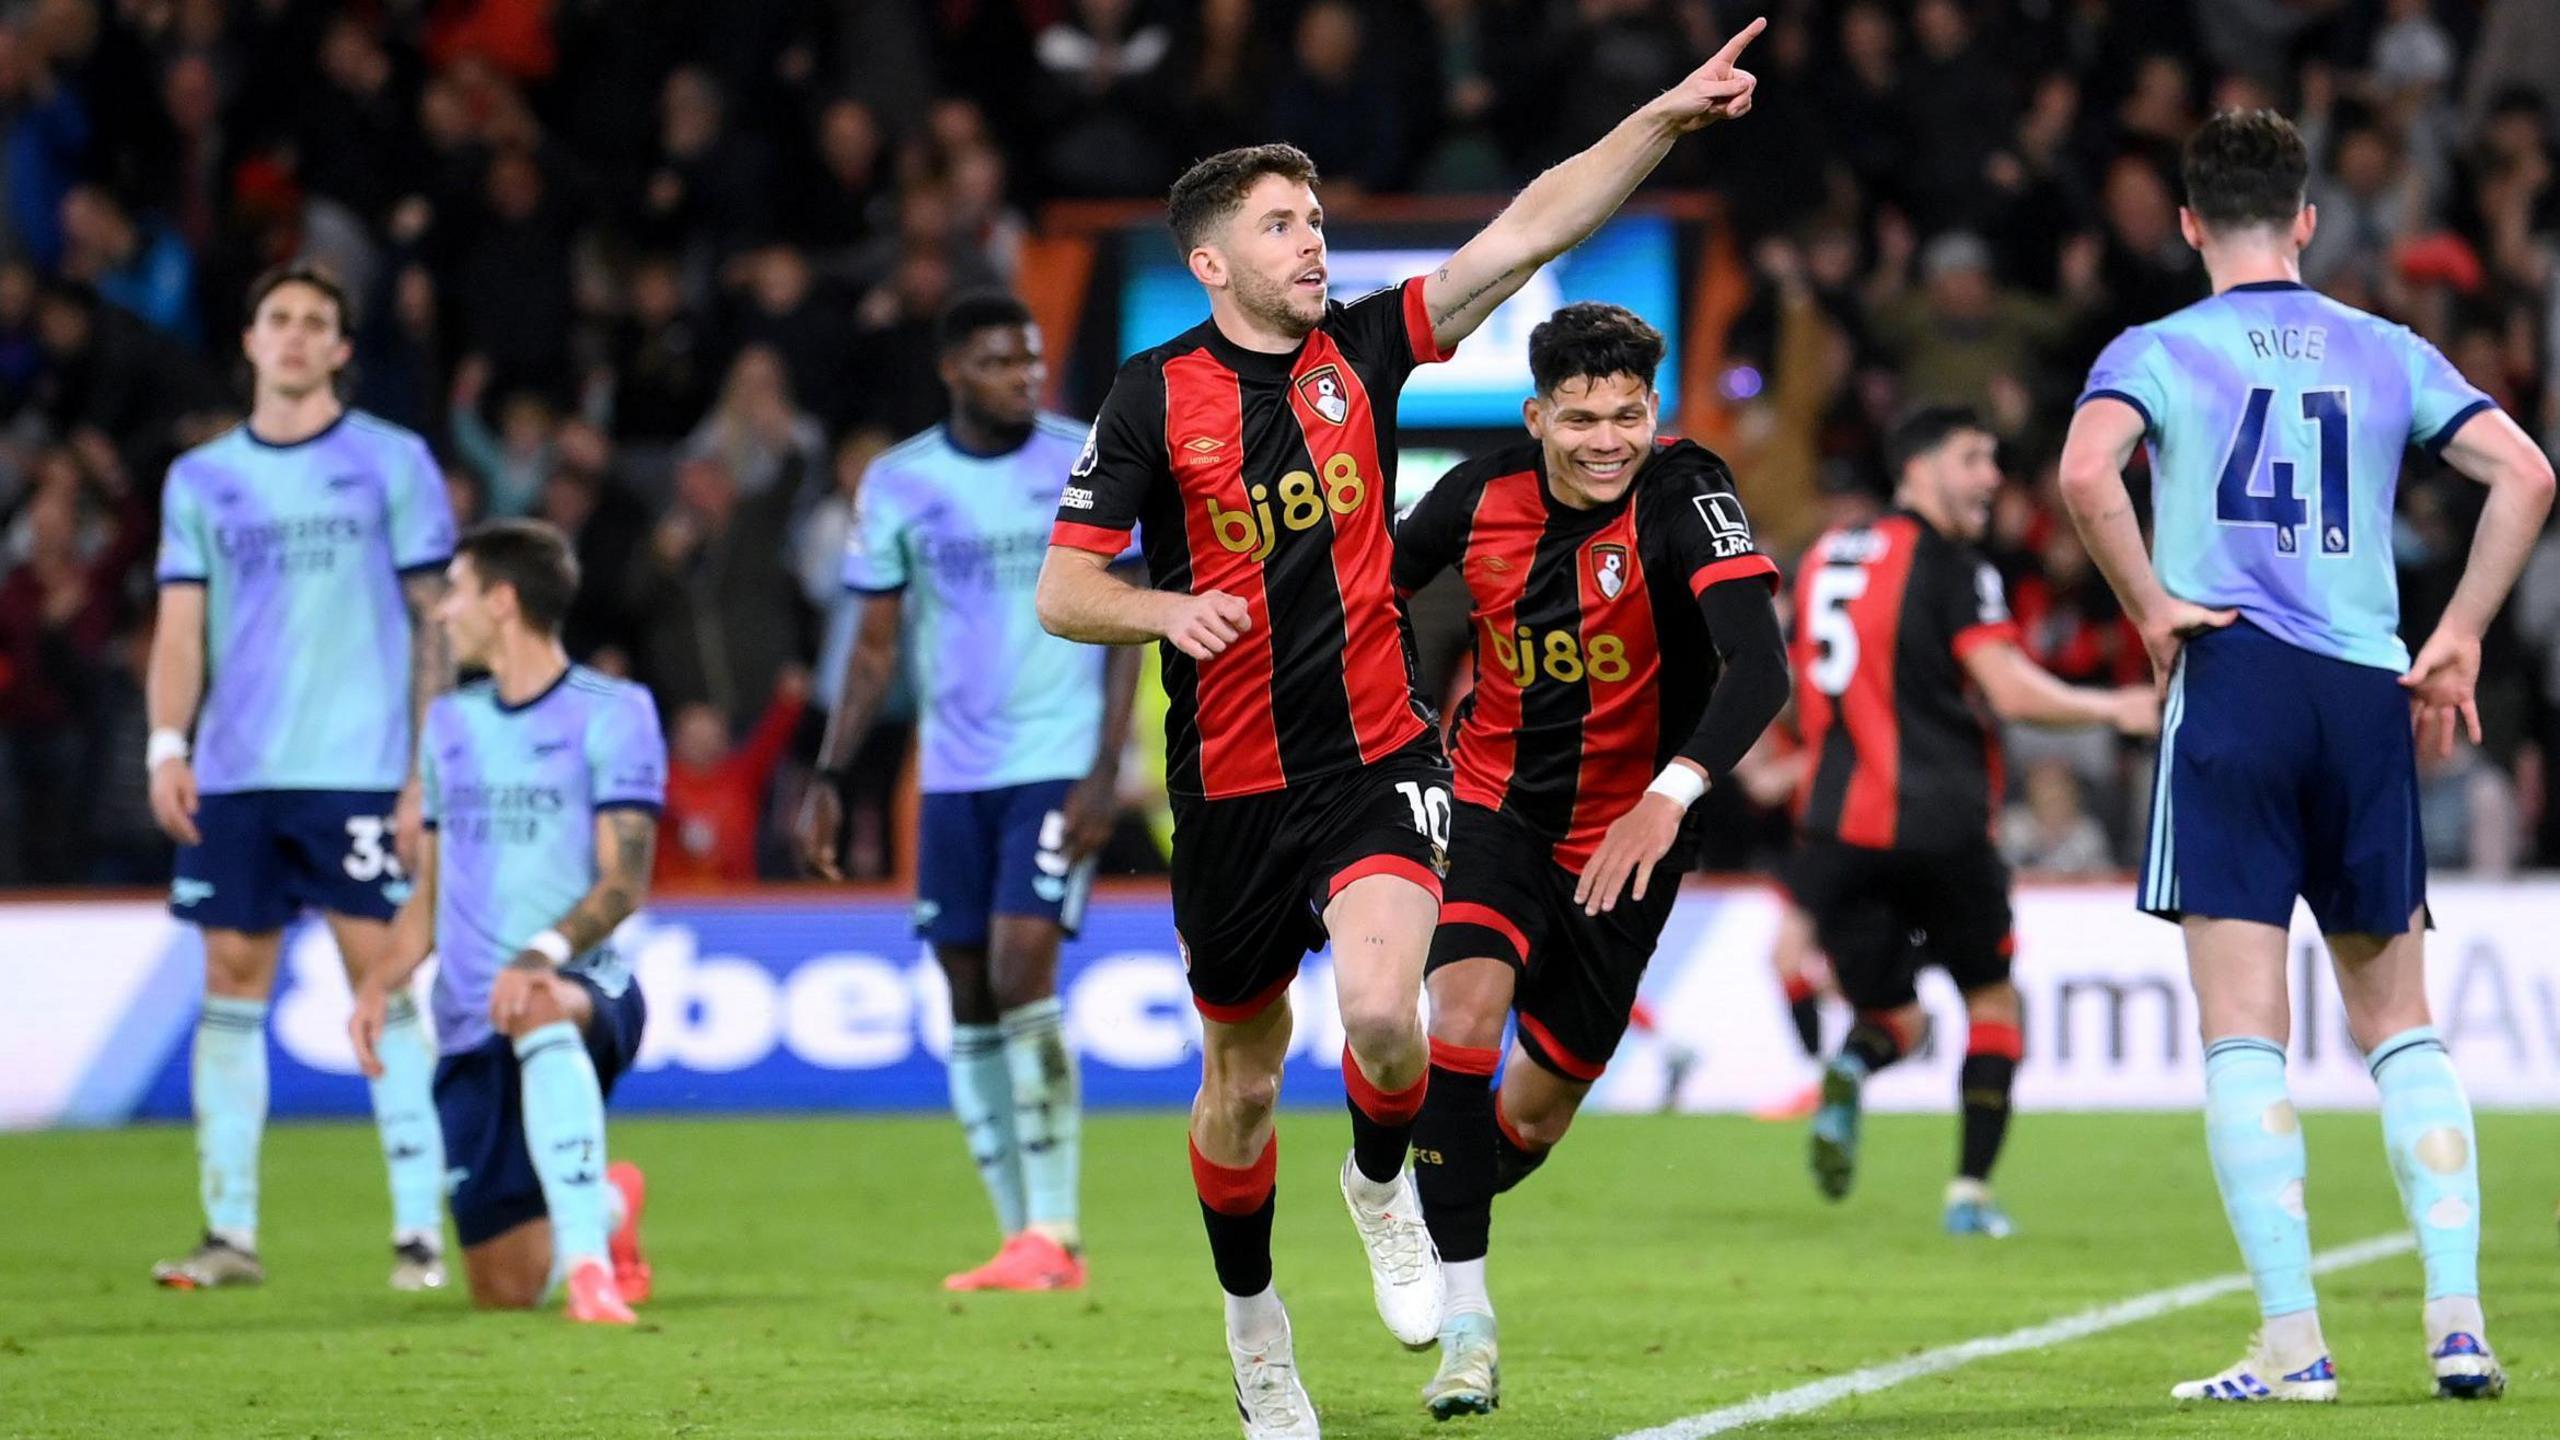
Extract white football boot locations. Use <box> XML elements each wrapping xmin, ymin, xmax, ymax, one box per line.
<box><xmin>1340</xmin><ymin>1151</ymin><xmax>1443</xmax><ymax>1349</ymax></box>
<box><xmin>1230</xmin><ymin>1299</ymin><xmax>1321</xmax><ymax>1439</ymax></box>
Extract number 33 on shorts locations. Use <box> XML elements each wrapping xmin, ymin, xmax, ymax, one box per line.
<box><xmin>343</xmin><ymin>814</ymin><xmax>405</xmax><ymax>883</ymax></box>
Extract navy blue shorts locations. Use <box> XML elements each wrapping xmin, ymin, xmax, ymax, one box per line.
<box><xmin>2141</xmin><ymin>621</ymin><xmax>2426</xmax><ymax>937</ymax></box>
<box><xmin>170</xmin><ymin>789</ymin><xmax>407</xmax><ymax>931</ymax></box>
<box><xmin>915</xmin><ymin>779</ymin><xmax>1096</xmax><ymax>946</ymax></box>
<box><xmin>434</xmin><ymin>972</ymin><xmax>647</xmax><ymax>1248</ymax></box>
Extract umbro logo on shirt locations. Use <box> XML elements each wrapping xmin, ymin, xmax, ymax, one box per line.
<box><xmin>1182</xmin><ymin>436</ymin><xmax>1225</xmax><ymax>454</ymax></box>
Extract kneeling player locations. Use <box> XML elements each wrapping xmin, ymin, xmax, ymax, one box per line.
<box><xmin>351</xmin><ymin>521</ymin><xmax>664</xmax><ymax>1322</ymax></box>
<box><xmin>1394</xmin><ymin>303</ymin><xmax>1790</xmax><ymax>1418</ymax></box>
<box><xmin>1787</xmin><ymin>407</ymin><xmax>2155</xmax><ymax>1236</ymax></box>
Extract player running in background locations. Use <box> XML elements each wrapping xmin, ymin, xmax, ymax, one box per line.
<box><xmin>796</xmin><ymin>291</ymin><xmax>1140</xmax><ymax>1293</ymax></box>
<box><xmin>2061</xmin><ymin>109</ymin><xmax>2552</xmax><ymax>1403</ymax></box>
<box><xmin>148</xmin><ymin>264</ymin><xmax>457</xmax><ymax>1292</ymax></box>
<box><xmin>1036</xmin><ymin>24</ymin><xmax>1764</xmax><ymax>1436</ymax></box>
<box><xmin>1791</xmin><ymin>406</ymin><xmax>2156</xmax><ymax>1237</ymax></box>
<box><xmin>350</xmin><ymin>520</ymin><xmax>665</xmax><ymax>1323</ymax></box>
<box><xmin>1392</xmin><ymin>303</ymin><xmax>1789</xmax><ymax>1419</ymax></box>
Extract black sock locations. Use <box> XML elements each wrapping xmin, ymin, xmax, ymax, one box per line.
<box><xmin>1191</xmin><ymin>1136</ymin><xmax>1277</xmax><ymax>1296</ymax></box>
<box><xmin>1841</xmin><ymin>1014</ymin><xmax>1912</xmax><ymax>1075</ymax></box>
<box><xmin>1492</xmin><ymin>1101</ymin><xmax>1550</xmax><ymax>1195</ymax></box>
<box><xmin>1959</xmin><ymin>1039</ymin><xmax>2021</xmax><ymax>1183</ymax></box>
<box><xmin>1411</xmin><ymin>1047</ymin><xmax>1497</xmax><ymax>1262</ymax></box>
<box><xmin>1789</xmin><ymin>994</ymin><xmax>1823</xmax><ymax>1057</ymax></box>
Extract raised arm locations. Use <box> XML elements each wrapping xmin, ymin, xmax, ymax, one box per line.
<box><xmin>2402</xmin><ymin>407</ymin><xmax>2557</xmax><ymax>753</ymax></box>
<box><xmin>2056</xmin><ymin>397</ymin><xmax>2236</xmax><ymax>690</ymax></box>
<box><xmin>1421</xmin><ymin>16</ymin><xmax>1764</xmax><ymax>350</ymax></box>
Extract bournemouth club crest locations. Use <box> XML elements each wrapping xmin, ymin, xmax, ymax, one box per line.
<box><xmin>1592</xmin><ymin>542</ymin><xmax>1629</xmax><ymax>599</ymax></box>
<box><xmin>1297</xmin><ymin>364</ymin><xmax>1350</xmax><ymax>425</ymax></box>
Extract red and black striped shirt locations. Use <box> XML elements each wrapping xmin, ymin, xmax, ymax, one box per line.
<box><xmin>1393</xmin><ymin>438</ymin><xmax>1783</xmax><ymax>874</ymax></box>
<box><xmin>1790</xmin><ymin>511</ymin><xmax>2020</xmax><ymax>852</ymax></box>
<box><xmin>1051</xmin><ymin>280</ymin><xmax>1451</xmax><ymax>800</ymax></box>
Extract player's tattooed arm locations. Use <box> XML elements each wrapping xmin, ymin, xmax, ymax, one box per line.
<box><xmin>1423</xmin><ymin>260</ymin><xmax>1518</xmax><ymax>341</ymax></box>
<box><xmin>514</xmin><ymin>809</ymin><xmax>657</xmax><ymax>968</ymax></box>
<box><xmin>401</xmin><ymin>570</ymin><xmax>455</xmax><ymax>736</ymax></box>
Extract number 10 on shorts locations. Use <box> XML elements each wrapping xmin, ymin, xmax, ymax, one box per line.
<box><xmin>1396</xmin><ymin>780</ymin><xmax>1452</xmax><ymax>849</ymax></box>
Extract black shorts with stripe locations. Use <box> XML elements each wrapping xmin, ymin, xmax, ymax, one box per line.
<box><xmin>1427</xmin><ymin>800</ymin><xmax>1679</xmax><ymax>1082</ymax></box>
<box><xmin>1171</xmin><ymin>736</ymin><xmax>1449</xmax><ymax>1022</ymax></box>
<box><xmin>1787</xmin><ymin>836</ymin><xmax>2014</xmax><ymax>1012</ymax></box>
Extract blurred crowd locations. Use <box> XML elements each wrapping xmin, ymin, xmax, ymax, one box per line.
<box><xmin>0</xmin><ymin>0</ymin><xmax>2554</xmax><ymax>886</ymax></box>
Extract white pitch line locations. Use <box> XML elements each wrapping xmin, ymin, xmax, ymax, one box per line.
<box><xmin>1614</xmin><ymin>1231</ymin><xmax>2416</xmax><ymax>1440</ymax></box>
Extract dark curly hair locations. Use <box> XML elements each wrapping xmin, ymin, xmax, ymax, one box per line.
<box><xmin>1527</xmin><ymin>302</ymin><xmax>1666</xmax><ymax>398</ymax></box>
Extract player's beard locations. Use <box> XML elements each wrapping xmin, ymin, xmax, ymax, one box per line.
<box><xmin>1231</xmin><ymin>263</ymin><xmax>1322</xmax><ymax>339</ymax></box>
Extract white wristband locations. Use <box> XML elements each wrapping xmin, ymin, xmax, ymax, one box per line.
<box><xmin>146</xmin><ymin>728</ymin><xmax>190</xmax><ymax>772</ymax></box>
<box><xmin>1645</xmin><ymin>763</ymin><xmax>1709</xmax><ymax>811</ymax></box>
<box><xmin>526</xmin><ymin>929</ymin><xmax>574</xmax><ymax>965</ymax></box>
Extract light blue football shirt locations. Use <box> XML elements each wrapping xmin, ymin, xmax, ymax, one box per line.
<box><xmin>842</xmin><ymin>416</ymin><xmax>1110</xmax><ymax>793</ymax></box>
<box><xmin>420</xmin><ymin>667</ymin><xmax>666</xmax><ymax>1056</ymax></box>
<box><xmin>156</xmin><ymin>409</ymin><xmax>457</xmax><ymax>792</ymax></box>
<box><xmin>2079</xmin><ymin>280</ymin><xmax>2494</xmax><ymax>672</ymax></box>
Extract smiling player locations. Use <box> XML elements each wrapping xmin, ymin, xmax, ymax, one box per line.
<box><xmin>1393</xmin><ymin>303</ymin><xmax>1790</xmax><ymax>1418</ymax></box>
<box><xmin>1035</xmin><ymin>20</ymin><xmax>1770</xmax><ymax>1437</ymax></box>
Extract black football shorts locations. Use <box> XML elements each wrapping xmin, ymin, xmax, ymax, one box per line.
<box><xmin>1427</xmin><ymin>800</ymin><xmax>1681</xmax><ymax>1082</ymax></box>
<box><xmin>1786</xmin><ymin>836</ymin><xmax>2014</xmax><ymax>1011</ymax></box>
<box><xmin>1169</xmin><ymin>738</ymin><xmax>1450</xmax><ymax>1023</ymax></box>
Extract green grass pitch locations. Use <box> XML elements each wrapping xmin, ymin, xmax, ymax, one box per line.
<box><xmin>3</xmin><ymin>1111</ymin><xmax>2556</xmax><ymax>1437</ymax></box>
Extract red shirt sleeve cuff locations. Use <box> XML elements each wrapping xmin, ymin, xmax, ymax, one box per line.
<box><xmin>1051</xmin><ymin>520</ymin><xmax>1134</xmax><ymax>555</ymax></box>
<box><xmin>1953</xmin><ymin>620</ymin><xmax>2022</xmax><ymax>659</ymax></box>
<box><xmin>1688</xmin><ymin>553</ymin><xmax>1780</xmax><ymax>597</ymax></box>
<box><xmin>1403</xmin><ymin>276</ymin><xmax>1455</xmax><ymax>365</ymax></box>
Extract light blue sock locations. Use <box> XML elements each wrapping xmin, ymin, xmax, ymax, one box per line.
<box><xmin>512</xmin><ymin>1021</ymin><xmax>609</xmax><ymax>1268</ymax></box>
<box><xmin>950</xmin><ymin>1023</ymin><xmax>1025</xmax><ymax>1237</ymax></box>
<box><xmin>2369</xmin><ymin>1026</ymin><xmax>2481</xmax><ymax>1302</ymax></box>
<box><xmin>2203</xmin><ymin>1036</ymin><xmax>2317</xmax><ymax>1318</ymax></box>
<box><xmin>370</xmin><ymin>991</ymin><xmax>447</xmax><ymax>1246</ymax></box>
<box><xmin>193</xmin><ymin>995</ymin><xmax>268</xmax><ymax>1249</ymax></box>
<box><xmin>1001</xmin><ymin>998</ymin><xmax>1081</xmax><ymax>1236</ymax></box>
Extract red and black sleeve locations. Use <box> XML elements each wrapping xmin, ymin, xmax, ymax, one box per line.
<box><xmin>1328</xmin><ymin>278</ymin><xmax>1457</xmax><ymax>392</ymax></box>
<box><xmin>1931</xmin><ymin>539</ymin><xmax>2022</xmax><ymax>662</ymax></box>
<box><xmin>1051</xmin><ymin>358</ymin><xmax>1167</xmax><ymax>556</ymax></box>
